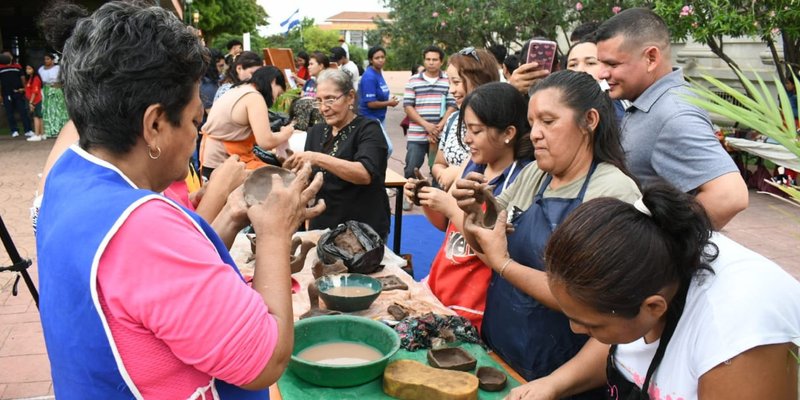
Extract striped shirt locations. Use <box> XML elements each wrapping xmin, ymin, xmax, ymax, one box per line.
<box><xmin>403</xmin><ymin>71</ymin><xmax>456</xmax><ymax>142</ymax></box>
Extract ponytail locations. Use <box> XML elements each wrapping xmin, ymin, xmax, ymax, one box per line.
<box><xmin>545</xmin><ymin>181</ymin><xmax>717</xmax><ymax>318</ymax></box>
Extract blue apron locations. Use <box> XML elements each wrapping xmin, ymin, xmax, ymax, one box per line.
<box><xmin>38</xmin><ymin>147</ymin><xmax>269</xmax><ymax>399</ymax></box>
<box><xmin>482</xmin><ymin>161</ymin><xmax>603</xmax><ymax>399</ymax></box>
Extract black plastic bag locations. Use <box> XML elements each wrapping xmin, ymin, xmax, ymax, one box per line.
<box><xmin>317</xmin><ymin>221</ymin><xmax>385</xmax><ymax>274</ymax></box>
<box><xmin>268</xmin><ymin>110</ymin><xmax>291</xmax><ymax>132</ymax></box>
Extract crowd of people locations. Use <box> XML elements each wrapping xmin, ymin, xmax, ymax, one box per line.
<box><xmin>18</xmin><ymin>1</ymin><xmax>800</xmax><ymax>399</ymax></box>
<box><xmin>0</xmin><ymin>50</ymin><xmax>68</xmax><ymax>142</ymax></box>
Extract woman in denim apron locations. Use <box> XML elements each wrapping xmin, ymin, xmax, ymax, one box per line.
<box><xmin>453</xmin><ymin>71</ymin><xmax>640</xmax><ymax>398</ymax></box>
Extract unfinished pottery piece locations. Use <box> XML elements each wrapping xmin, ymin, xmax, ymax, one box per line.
<box><xmin>312</xmin><ymin>259</ymin><xmax>349</xmax><ymax>280</ymax></box>
<box><xmin>427</xmin><ymin>347</ymin><xmax>477</xmax><ymax>371</ymax></box>
<box><xmin>299</xmin><ymin>283</ymin><xmax>342</xmax><ymax>320</ymax></box>
<box><xmin>410</xmin><ymin>168</ymin><xmax>432</xmax><ymax>206</ymax></box>
<box><xmin>243</xmin><ymin>165</ymin><xmax>296</xmax><ymax>206</ymax></box>
<box><xmin>469</xmin><ymin>185</ymin><xmax>503</xmax><ymax>253</ymax></box>
<box><xmin>377</xmin><ymin>275</ymin><xmax>408</xmax><ymax>291</ymax></box>
<box><xmin>289</xmin><ymin>237</ymin><xmax>316</xmax><ymax>274</ymax></box>
<box><xmin>476</xmin><ymin>366</ymin><xmax>507</xmax><ymax>392</ymax></box>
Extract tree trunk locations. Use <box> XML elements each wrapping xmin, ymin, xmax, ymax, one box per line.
<box><xmin>706</xmin><ymin>36</ymin><xmax>756</xmax><ymax>99</ymax></box>
<box><xmin>781</xmin><ymin>31</ymin><xmax>800</xmax><ymax>76</ymax></box>
<box><xmin>766</xmin><ymin>35</ymin><xmax>786</xmax><ymax>84</ymax></box>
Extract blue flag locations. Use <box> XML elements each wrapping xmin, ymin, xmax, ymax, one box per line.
<box><xmin>280</xmin><ymin>8</ymin><xmax>300</xmax><ymax>27</ymax></box>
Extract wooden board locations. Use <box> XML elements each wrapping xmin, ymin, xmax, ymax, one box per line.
<box><xmin>263</xmin><ymin>48</ymin><xmax>296</xmax><ymax>73</ymax></box>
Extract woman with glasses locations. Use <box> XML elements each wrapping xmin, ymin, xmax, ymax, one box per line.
<box><xmin>201</xmin><ymin>66</ymin><xmax>294</xmax><ymax>178</ymax></box>
<box><xmin>285</xmin><ymin>69</ymin><xmax>391</xmax><ymax>239</ymax></box>
<box><xmin>432</xmin><ymin>47</ymin><xmax>500</xmax><ymax>190</ymax></box>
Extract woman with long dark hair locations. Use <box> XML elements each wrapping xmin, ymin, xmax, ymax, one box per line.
<box><xmin>213</xmin><ymin>51</ymin><xmax>263</xmax><ymax>102</ymax></box>
<box><xmin>505</xmin><ymin>183</ymin><xmax>800</xmax><ymax>399</ymax></box>
<box><xmin>406</xmin><ymin>82</ymin><xmax>533</xmax><ymax>331</ymax></box>
<box><xmin>452</xmin><ymin>70</ymin><xmax>640</xmax><ymax>394</ymax></box>
<box><xmin>25</xmin><ymin>64</ymin><xmax>45</xmax><ymax>141</ymax></box>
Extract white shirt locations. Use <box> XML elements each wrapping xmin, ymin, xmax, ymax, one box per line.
<box><xmin>614</xmin><ymin>233</ymin><xmax>800</xmax><ymax>400</ymax></box>
<box><xmin>340</xmin><ymin>60</ymin><xmax>360</xmax><ymax>89</ymax></box>
<box><xmin>39</xmin><ymin>65</ymin><xmax>60</xmax><ymax>84</ymax></box>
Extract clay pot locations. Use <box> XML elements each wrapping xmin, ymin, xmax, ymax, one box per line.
<box><xmin>427</xmin><ymin>347</ymin><xmax>477</xmax><ymax>371</ymax></box>
<box><xmin>476</xmin><ymin>366</ymin><xmax>507</xmax><ymax>391</ymax></box>
<box><xmin>470</xmin><ymin>185</ymin><xmax>503</xmax><ymax>253</ymax></box>
<box><xmin>410</xmin><ymin>168</ymin><xmax>431</xmax><ymax>206</ymax></box>
<box><xmin>243</xmin><ymin>165</ymin><xmax>296</xmax><ymax>206</ymax></box>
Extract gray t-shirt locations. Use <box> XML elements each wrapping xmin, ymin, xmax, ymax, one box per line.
<box><xmin>620</xmin><ymin>68</ymin><xmax>737</xmax><ymax>192</ymax></box>
<box><xmin>497</xmin><ymin>161</ymin><xmax>641</xmax><ymax>211</ymax></box>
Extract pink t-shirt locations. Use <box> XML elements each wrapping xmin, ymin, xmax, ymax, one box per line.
<box><xmin>97</xmin><ymin>199</ymin><xmax>278</xmax><ymax>398</ymax></box>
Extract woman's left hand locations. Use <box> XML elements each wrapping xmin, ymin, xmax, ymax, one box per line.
<box><xmin>504</xmin><ymin>378</ymin><xmax>559</xmax><ymax>400</ymax></box>
<box><xmin>283</xmin><ymin>151</ymin><xmax>318</xmax><ymax>171</ymax></box>
<box><xmin>464</xmin><ymin>209</ymin><xmax>510</xmax><ymax>264</ymax></box>
<box><xmin>416</xmin><ymin>186</ymin><xmax>454</xmax><ymax>216</ymax></box>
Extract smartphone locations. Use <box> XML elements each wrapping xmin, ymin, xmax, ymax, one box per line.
<box><xmin>526</xmin><ymin>39</ymin><xmax>558</xmax><ymax>72</ymax></box>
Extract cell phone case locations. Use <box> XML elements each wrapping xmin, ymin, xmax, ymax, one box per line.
<box><xmin>526</xmin><ymin>40</ymin><xmax>557</xmax><ymax>71</ymax></box>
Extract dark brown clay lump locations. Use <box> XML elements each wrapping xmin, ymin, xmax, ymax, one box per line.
<box><xmin>333</xmin><ymin>229</ymin><xmax>365</xmax><ymax>256</ymax></box>
<box><xmin>387</xmin><ymin>303</ymin><xmax>410</xmax><ymax>321</ymax></box>
<box><xmin>311</xmin><ymin>259</ymin><xmax>349</xmax><ymax>280</ymax></box>
<box><xmin>377</xmin><ymin>275</ymin><xmax>409</xmax><ymax>291</ymax></box>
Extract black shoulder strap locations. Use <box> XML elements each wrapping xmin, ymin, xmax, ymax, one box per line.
<box><xmin>640</xmin><ymin>280</ymin><xmax>691</xmax><ymax>399</ymax></box>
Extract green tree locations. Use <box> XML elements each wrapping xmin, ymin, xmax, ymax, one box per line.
<box><xmin>654</xmin><ymin>1</ymin><xmax>800</xmax><ymax>85</ymax></box>
<box><xmin>302</xmin><ymin>26</ymin><xmax>340</xmax><ymax>53</ymax></box>
<box><xmin>193</xmin><ymin>0</ymin><xmax>268</xmax><ymax>45</ymax></box>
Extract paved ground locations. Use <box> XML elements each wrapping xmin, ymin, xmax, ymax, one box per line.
<box><xmin>0</xmin><ymin>71</ymin><xmax>798</xmax><ymax>398</ymax></box>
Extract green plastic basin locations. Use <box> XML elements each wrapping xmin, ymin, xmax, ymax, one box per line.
<box><xmin>288</xmin><ymin>315</ymin><xmax>400</xmax><ymax>387</ymax></box>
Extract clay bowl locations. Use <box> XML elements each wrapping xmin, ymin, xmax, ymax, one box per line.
<box><xmin>243</xmin><ymin>165</ymin><xmax>296</xmax><ymax>206</ymax></box>
<box><xmin>427</xmin><ymin>347</ymin><xmax>477</xmax><ymax>371</ymax></box>
<box><xmin>316</xmin><ymin>273</ymin><xmax>382</xmax><ymax>312</ymax></box>
<box><xmin>477</xmin><ymin>366</ymin><xmax>508</xmax><ymax>391</ymax></box>
<box><xmin>289</xmin><ymin>315</ymin><xmax>401</xmax><ymax>387</ymax></box>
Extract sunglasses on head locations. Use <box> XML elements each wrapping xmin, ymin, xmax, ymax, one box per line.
<box><xmin>458</xmin><ymin>47</ymin><xmax>480</xmax><ymax>62</ymax></box>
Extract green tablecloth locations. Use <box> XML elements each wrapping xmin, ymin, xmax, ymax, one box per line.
<box><xmin>277</xmin><ymin>343</ymin><xmax>521</xmax><ymax>399</ymax></box>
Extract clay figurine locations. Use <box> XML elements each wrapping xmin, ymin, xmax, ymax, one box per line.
<box><xmin>242</xmin><ymin>165</ymin><xmax>296</xmax><ymax>206</ymax></box>
<box><xmin>466</xmin><ymin>183</ymin><xmax>505</xmax><ymax>253</ymax></box>
<box><xmin>298</xmin><ymin>282</ymin><xmax>342</xmax><ymax>320</ymax></box>
<box><xmin>311</xmin><ymin>259</ymin><xmax>348</xmax><ymax>280</ymax></box>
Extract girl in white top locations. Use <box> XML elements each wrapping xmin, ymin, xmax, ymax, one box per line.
<box><xmin>506</xmin><ymin>183</ymin><xmax>800</xmax><ymax>400</ymax></box>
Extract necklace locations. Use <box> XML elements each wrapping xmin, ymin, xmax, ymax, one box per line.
<box><xmin>321</xmin><ymin>114</ymin><xmax>358</xmax><ymax>157</ymax></box>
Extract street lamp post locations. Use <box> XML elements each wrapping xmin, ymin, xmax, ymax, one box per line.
<box><xmin>184</xmin><ymin>0</ymin><xmax>193</xmax><ymax>26</ymax></box>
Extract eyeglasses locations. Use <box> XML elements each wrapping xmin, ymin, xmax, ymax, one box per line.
<box><xmin>311</xmin><ymin>93</ymin><xmax>346</xmax><ymax>108</ymax></box>
<box><xmin>458</xmin><ymin>47</ymin><xmax>480</xmax><ymax>62</ymax></box>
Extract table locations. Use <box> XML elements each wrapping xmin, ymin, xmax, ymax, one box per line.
<box><xmin>384</xmin><ymin>168</ymin><xmax>407</xmax><ymax>254</ymax></box>
<box><xmin>228</xmin><ymin>232</ymin><xmax>526</xmax><ymax>399</ymax></box>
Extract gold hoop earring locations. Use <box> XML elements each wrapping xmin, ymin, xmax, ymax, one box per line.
<box><xmin>148</xmin><ymin>145</ymin><xmax>162</xmax><ymax>160</ymax></box>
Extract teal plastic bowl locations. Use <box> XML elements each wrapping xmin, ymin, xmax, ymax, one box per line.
<box><xmin>316</xmin><ymin>273</ymin><xmax>382</xmax><ymax>312</ymax></box>
<box><xmin>289</xmin><ymin>315</ymin><xmax>401</xmax><ymax>387</ymax></box>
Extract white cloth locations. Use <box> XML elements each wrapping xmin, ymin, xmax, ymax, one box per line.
<box><xmin>614</xmin><ymin>233</ymin><xmax>800</xmax><ymax>400</ymax></box>
<box><xmin>39</xmin><ymin>65</ymin><xmax>60</xmax><ymax>84</ymax></box>
<box><xmin>340</xmin><ymin>60</ymin><xmax>360</xmax><ymax>89</ymax></box>
<box><xmin>725</xmin><ymin>137</ymin><xmax>800</xmax><ymax>171</ymax></box>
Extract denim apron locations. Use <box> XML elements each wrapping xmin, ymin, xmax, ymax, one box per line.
<box><xmin>482</xmin><ymin>161</ymin><xmax>603</xmax><ymax>399</ymax></box>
